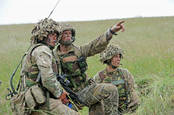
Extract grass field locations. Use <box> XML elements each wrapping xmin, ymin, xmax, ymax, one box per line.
<box><xmin>0</xmin><ymin>16</ymin><xmax>174</xmax><ymax>115</ymax></box>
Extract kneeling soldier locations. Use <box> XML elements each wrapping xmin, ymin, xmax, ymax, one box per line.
<box><xmin>92</xmin><ymin>45</ymin><xmax>139</xmax><ymax>115</ymax></box>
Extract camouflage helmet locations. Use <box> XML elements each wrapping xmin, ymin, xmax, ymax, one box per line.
<box><xmin>31</xmin><ymin>18</ymin><xmax>61</xmax><ymax>43</ymax></box>
<box><xmin>59</xmin><ymin>23</ymin><xmax>75</xmax><ymax>42</ymax></box>
<box><xmin>100</xmin><ymin>45</ymin><xmax>123</xmax><ymax>63</ymax></box>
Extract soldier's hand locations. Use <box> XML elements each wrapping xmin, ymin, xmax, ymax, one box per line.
<box><xmin>88</xmin><ymin>78</ymin><xmax>95</xmax><ymax>85</ymax></box>
<box><xmin>110</xmin><ymin>21</ymin><xmax>125</xmax><ymax>33</ymax></box>
<box><xmin>59</xmin><ymin>92</ymin><xmax>70</xmax><ymax>104</ymax></box>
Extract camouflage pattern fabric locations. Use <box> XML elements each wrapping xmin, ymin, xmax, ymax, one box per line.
<box><xmin>10</xmin><ymin>91</ymin><xmax>25</xmax><ymax>115</ymax></box>
<box><xmin>59</xmin><ymin>23</ymin><xmax>75</xmax><ymax>39</ymax></box>
<box><xmin>89</xmin><ymin>101</ymin><xmax>104</xmax><ymax>115</ymax></box>
<box><xmin>59</xmin><ymin>23</ymin><xmax>75</xmax><ymax>34</ymax></box>
<box><xmin>93</xmin><ymin>68</ymin><xmax>139</xmax><ymax>114</ymax></box>
<box><xmin>31</xmin><ymin>98</ymin><xmax>79</xmax><ymax>115</ymax></box>
<box><xmin>100</xmin><ymin>45</ymin><xmax>123</xmax><ymax>63</ymax></box>
<box><xmin>21</xmin><ymin>44</ymin><xmax>63</xmax><ymax>98</ymax></box>
<box><xmin>31</xmin><ymin>18</ymin><xmax>61</xmax><ymax>44</ymax></box>
<box><xmin>54</xmin><ymin>28</ymin><xmax>115</xmax><ymax>92</ymax></box>
<box><xmin>57</xmin><ymin>50</ymin><xmax>87</xmax><ymax>92</ymax></box>
<box><xmin>77</xmin><ymin>83</ymin><xmax>119</xmax><ymax>115</ymax></box>
<box><xmin>53</xmin><ymin>24</ymin><xmax>119</xmax><ymax>114</ymax></box>
<box><xmin>17</xmin><ymin>44</ymin><xmax>79</xmax><ymax>115</ymax></box>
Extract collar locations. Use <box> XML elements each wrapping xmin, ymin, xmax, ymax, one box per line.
<box><xmin>106</xmin><ymin>67</ymin><xmax>120</xmax><ymax>76</ymax></box>
<box><xmin>56</xmin><ymin>44</ymin><xmax>75</xmax><ymax>56</ymax></box>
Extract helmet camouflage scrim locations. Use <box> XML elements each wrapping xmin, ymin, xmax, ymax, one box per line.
<box><xmin>31</xmin><ymin>18</ymin><xmax>61</xmax><ymax>43</ymax></box>
<box><xmin>100</xmin><ymin>45</ymin><xmax>123</xmax><ymax>64</ymax></box>
<box><xmin>59</xmin><ymin>23</ymin><xmax>75</xmax><ymax>45</ymax></box>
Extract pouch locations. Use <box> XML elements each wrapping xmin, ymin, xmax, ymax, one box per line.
<box><xmin>25</xmin><ymin>88</ymin><xmax>36</xmax><ymax>109</ymax></box>
<box><xmin>31</xmin><ymin>85</ymin><xmax>46</xmax><ymax>104</ymax></box>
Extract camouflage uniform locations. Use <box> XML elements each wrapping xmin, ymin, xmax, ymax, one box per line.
<box><xmin>10</xmin><ymin>18</ymin><xmax>79</xmax><ymax>115</ymax></box>
<box><xmin>93</xmin><ymin>45</ymin><xmax>139</xmax><ymax>115</ymax></box>
<box><xmin>54</xmin><ymin>23</ymin><xmax>119</xmax><ymax>115</ymax></box>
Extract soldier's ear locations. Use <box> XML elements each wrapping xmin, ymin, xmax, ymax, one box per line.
<box><xmin>104</xmin><ymin>60</ymin><xmax>111</xmax><ymax>65</ymax></box>
<box><xmin>119</xmin><ymin>54</ymin><xmax>123</xmax><ymax>59</ymax></box>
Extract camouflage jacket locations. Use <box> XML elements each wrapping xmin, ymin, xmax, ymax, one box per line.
<box><xmin>20</xmin><ymin>43</ymin><xmax>63</xmax><ymax>98</ymax></box>
<box><xmin>54</xmin><ymin>30</ymin><xmax>114</xmax><ymax>92</ymax></box>
<box><xmin>93</xmin><ymin>67</ymin><xmax>139</xmax><ymax>112</ymax></box>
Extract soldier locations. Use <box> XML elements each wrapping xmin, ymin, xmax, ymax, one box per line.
<box><xmin>54</xmin><ymin>21</ymin><xmax>125</xmax><ymax>115</ymax></box>
<box><xmin>93</xmin><ymin>45</ymin><xmax>140</xmax><ymax>115</ymax></box>
<box><xmin>10</xmin><ymin>18</ymin><xmax>79</xmax><ymax>115</ymax></box>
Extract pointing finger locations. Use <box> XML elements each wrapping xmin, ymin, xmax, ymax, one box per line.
<box><xmin>117</xmin><ymin>21</ymin><xmax>125</xmax><ymax>26</ymax></box>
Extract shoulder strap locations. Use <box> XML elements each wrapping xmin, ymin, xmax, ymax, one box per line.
<box><xmin>117</xmin><ymin>68</ymin><xmax>127</xmax><ymax>82</ymax></box>
<box><xmin>118</xmin><ymin>68</ymin><xmax>130</xmax><ymax>96</ymax></box>
<box><xmin>72</xmin><ymin>44</ymin><xmax>82</xmax><ymax>57</ymax></box>
<box><xmin>29</xmin><ymin>44</ymin><xmax>44</xmax><ymax>64</ymax></box>
<box><xmin>53</xmin><ymin>45</ymin><xmax>65</xmax><ymax>75</ymax></box>
<box><xmin>99</xmin><ymin>70</ymin><xmax>106</xmax><ymax>82</ymax></box>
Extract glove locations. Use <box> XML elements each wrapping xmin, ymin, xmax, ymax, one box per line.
<box><xmin>59</xmin><ymin>92</ymin><xmax>70</xmax><ymax>104</ymax></box>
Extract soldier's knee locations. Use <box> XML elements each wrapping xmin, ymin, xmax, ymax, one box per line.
<box><xmin>105</xmin><ymin>83</ymin><xmax>117</xmax><ymax>92</ymax></box>
<box><xmin>99</xmin><ymin>83</ymin><xmax>118</xmax><ymax>98</ymax></box>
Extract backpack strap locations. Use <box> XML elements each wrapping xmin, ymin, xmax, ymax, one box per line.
<box><xmin>28</xmin><ymin>44</ymin><xmax>44</xmax><ymax>64</ymax></box>
<box><xmin>117</xmin><ymin>68</ymin><xmax>130</xmax><ymax>107</ymax></box>
<box><xmin>99</xmin><ymin>70</ymin><xmax>106</xmax><ymax>82</ymax></box>
<box><xmin>117</xmin><ymin>68</ymin><xmax>129</xmax><ymax>91</ymax></box>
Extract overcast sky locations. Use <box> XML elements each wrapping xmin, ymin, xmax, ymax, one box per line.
<box><xmin>1</xmin><ymin>0</ymin><xmax>174</xmax><ymax>25</ymax></box>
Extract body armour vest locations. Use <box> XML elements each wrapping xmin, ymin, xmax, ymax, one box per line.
<box><xmin>58</xmin><ymin>51</ymin><xmax>88</xmax><ymax>92</ymax></box>
<box><xmin>21</xmin><ymin>44</ymin><xmax>57</xmax><ymax>88</ymax></box>
<box><xmin>99</xmin><ymin>68</ymin><xmax>130</xmax><ymax>112</ymax></box>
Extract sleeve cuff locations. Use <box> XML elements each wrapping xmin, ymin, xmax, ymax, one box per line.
<box><xmin>109</xmin><ymin>28</ymin><xmax>117</xmax><ymax>35</ymax></box>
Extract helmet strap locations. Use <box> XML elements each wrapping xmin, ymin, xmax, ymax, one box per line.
<box><xmin>107</xmin><ymin>60</ymin><xmax>118</xmax><ymax>69</ymax></box>
<box><xmin>111</xmin><ymin>64</ymin><xmax>117</xmax><ymax>69</ymax></box>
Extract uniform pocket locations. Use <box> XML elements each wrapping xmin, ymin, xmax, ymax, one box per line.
<box><xmin>31</xmin><ymin>85</ymin><xmax>46</xmax><ymax>105</ymax></box>
<box><xmin>25</xmin><ymin>85</ymin><xmax>46</xmax><ymax>109</ymax></box>
<box><xmin>25</xmin><ymin>88</ymin><xmax>36</xmax><ymax>109</ymax></box>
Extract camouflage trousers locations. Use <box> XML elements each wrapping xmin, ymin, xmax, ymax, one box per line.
<box><xmin>31</xmin><ymin>98</ymin><xmax>80</xmax><ymax>115</ymax></box>
<box><xmin>77</xmin><ymin>83</ymin><xmax>119</xmax><ymax>115</ymax></box>
<box><xmin>13</xmin><ymin>85</ymin><xmax>79</xmax><ymax>115</ymax></box>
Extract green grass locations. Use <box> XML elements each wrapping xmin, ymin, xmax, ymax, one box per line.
<box><xmin>1</xmin><ymin>16</ymin><xmax>174</xmax><ymax>115</ymax></box>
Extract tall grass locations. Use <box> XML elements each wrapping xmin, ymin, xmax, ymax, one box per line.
<box><xmin>1</xmin><ymin>16</ymin><xmax>174</xmax><ymax>115</ymax></box>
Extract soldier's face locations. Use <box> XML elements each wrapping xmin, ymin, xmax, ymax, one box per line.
<box><xmin>61</xmin><ymin>30</ymin><xmax>72</xmax><ymax>42</ymax></box>
<box><xmin>47</xmin><ymin>33</ymin><xmax>58</xmax><ymax>47</ymax></box>
<box><xmin>111</xmin><ymin>54</ymin><xmax>121</xmax><ymax>67</ymax></box>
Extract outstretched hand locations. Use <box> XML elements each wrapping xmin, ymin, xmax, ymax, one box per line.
<box><xmin>111</xmin><ymin>21</ymin><xmax>125</xmax><ymax>33</ymax></box>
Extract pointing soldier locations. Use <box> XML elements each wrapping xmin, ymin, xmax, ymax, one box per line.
<box><xmin>53</xmin><ymin>21</ymin><xmax>125</xmax><ymax>115</ymax></box>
